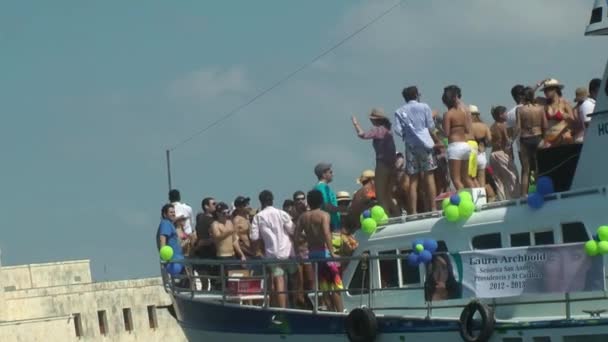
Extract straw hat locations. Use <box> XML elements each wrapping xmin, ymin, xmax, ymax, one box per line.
<box><xmin>542</xmin><ymin>78</ymin><xmax>565</xmax><ymax>91</ymax></box>
<box><xmin>369</xmin><ymin>108</ymin><xmax>389</xmax><ymax>121</ymax></box>
<box><xmin>356</xmin><ymin>169</ymin><xmax>375</xmax><ymax>184</ymax></box>
<box><xmin>336</xmin><ymin>191</ymin><xmax>351</xmax><ymax>202</ymax></box>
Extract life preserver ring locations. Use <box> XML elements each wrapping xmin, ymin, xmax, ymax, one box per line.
<box><xmin>459</xmin><ymin>300</ymin><xmax>495</xmax><ymax>342</ymax></box>
<box><xmin>345</xmin><ymin>307</ymin><xmax>377</xmax><ymax>342</ymax></box>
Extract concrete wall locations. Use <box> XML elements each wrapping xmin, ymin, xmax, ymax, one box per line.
<box><xmin>0</xmin><ymin>257</ymin><xmax>186</xmax><ymax>341</ymax></box>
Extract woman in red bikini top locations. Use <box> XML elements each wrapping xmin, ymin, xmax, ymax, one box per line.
<box><xmin>542</xmin><ymin>78</ymin><xmax>575</xmax><ymax>146</ymax></box>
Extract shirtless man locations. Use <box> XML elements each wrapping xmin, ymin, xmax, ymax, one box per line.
<box><xmin>295</xmin><ymin>190</ymin><xmax>344</xmax><ymax>312</ymax></box>
<box><xmin>516</xmin><ymin>87</ymin><xmax>548</xmax><ymax>196</ymax></box>
<box><xmin>232</xmin><ymin>196</ymin><xmax>262</xmax><ymax>262</ymax></box>
<box><xmin>489</xmin><ymin>106</ymin><xmax>520</xmax><ymax>200</ymax></box>
<box><xmin>210</xmin><ymin>202</ymin><xmax>245</xmax><ymax>271</ymax></box>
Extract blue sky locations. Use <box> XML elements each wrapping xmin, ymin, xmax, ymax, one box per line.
<box><xmin>2</xmin><ymin>0</ymin><xmax>607</xmax><ymax>281</ymax></box>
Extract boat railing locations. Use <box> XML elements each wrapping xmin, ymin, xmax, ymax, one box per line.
<box><xmin>381</xmin><ymin>185</ymin><xmax>607</xmax><ymax>226</ymax></box>
<box><xmin>160</xmin><ymin>253</ymin><xmax>608</xmax><ymax>320</ymax></box>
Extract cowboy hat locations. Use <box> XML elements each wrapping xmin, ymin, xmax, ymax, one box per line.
<box><xmin>542</xmin><ymin>78</ymin><xmax>565</xmax><ymax>91</ymax></box>
<box><xmin>356</xmin><ymin>169</ymin><xmax>375</xmax><ymax>184</ymax></box>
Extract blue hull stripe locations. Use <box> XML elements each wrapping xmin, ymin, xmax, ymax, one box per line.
<box><xmin>172</xmin><ymin>296</ymin><xmax>608</xmax><ymax>335</ymax></box>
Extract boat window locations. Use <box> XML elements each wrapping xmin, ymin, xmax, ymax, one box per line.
<box><xmin>472</xmin><ymin>233</ymin><xmax>502</xmax><ymax>249</ymax></box>
<box><xmin>561</xmin><ymin>222</ymin><xmax>588</xmax><ymax>243</ymax></box>
<box><xmin>510</xmin><ymin>233</ymin><xmax>531</xmax><ymax>247</ymax></box>
<box><xmin>590</xmin><ymin>7</ymin><xmax>602</xmax><ymax>25</ymax></box>
<box><xmin>502</xmin><ymin>338</ymin><xmax>523</xmax><ymax>342</ymax></box>
<box><xmin>379</xmin><ymin>250</ymin><xmax>399</xmax><ymax>288</ymax></box>
<box><xmin>534</xmin><ymin>231</ymin><xmax>554</xmax><ymax>245</ymax></box>
<box><xmin>348</xmin><ymin>252</ymin><xmax>370</xmax><ymax>295</ymax></box>
<box><xmin>399</xmin><ymin>249</ymin><xmax>422</xmax><ymax>285</ymax></box>
<box><xmin>564</xmin><ymin>335</ymin><xmax>608</xmax><ymax>342</ymax></box>
<box><xmin>532</xmin><ymin>337</ymin><xmax>551</xmax><ymax>342</ymax></box>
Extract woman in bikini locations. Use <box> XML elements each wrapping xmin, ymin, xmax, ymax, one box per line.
<box><xmin>470</xmin><ymin>105</ymin><xmax>492</xmax><ymax>187</ymax></box>
<box><xmin>443</xmin><ymin>87</ymin><xmax>475</xmax><ymax>190</ymax></box>
<box><xmin>516</xmin><ymin>87</ymin><xmax>548</xmax><ymax>197</ymax></box>
<box><xmin>542</xmin><ymin>79</ymin><xmax>575</xmax><ymax>147</ymax></box>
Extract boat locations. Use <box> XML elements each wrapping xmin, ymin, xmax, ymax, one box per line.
<box><xmin>163</xmin><ymin>1</ymin><xmax>608</xmax><ymax>341</ymax></box>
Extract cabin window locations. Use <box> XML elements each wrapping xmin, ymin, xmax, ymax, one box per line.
<box><xmin>399</xmin><ymin>249</ymin><xmax>422</xmax><ymax>285</ymax></box>
<box><xmin>562</xmin><ymin>222</ymin><xmax>588</xmax><ymax>243</ymax></box>
<box><xmin>472</xmin><ymin>233</ymin><xmax>502</xmax><ymax>249</ymax></box>
<box><xmin>564</xmin><ymin>335</ymin><xmax>608</xmax><ymax>342</ymax></box>
<box><xmin>510</xmin><ymin>233</ymin><xmax>531</xmax><ymax>247</ymax></box>
<box><xmin>349</xmin><ymin>252</ymin><xmax>370</xmax><ymax>295</ymax></box>
<box><xmin>534</xmin><ymin>231</ymin><xmax>554</xmax><ymax>245</ymax></box>
<box><xmin>379</xmin><ymin>250</ymin><xmax>399</xmax><ymax>288</ymax></box>
<box><xmin>97</xmin><ymin>310</ymin><xmax>108</xmax><ymax>336</ymax></box>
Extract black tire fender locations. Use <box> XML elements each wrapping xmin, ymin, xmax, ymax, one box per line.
<box><xmin>459</xmin><ymin>300</ymin><xmax>495</xmax><ymax>342</ymax></box>
<box><xmin>345</xmin><ymin>307</ymin><xmax>378</xmax><ymax>342</ymax></box>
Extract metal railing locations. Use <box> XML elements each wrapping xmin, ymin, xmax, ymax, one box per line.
<box><xmin>161</xmin><ymin>253</ymin><xmax>608</xmax><ymax>320</ymax></box>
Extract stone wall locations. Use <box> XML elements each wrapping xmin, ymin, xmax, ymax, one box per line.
<box><xmin>0</xmin><ymin>256</ymin><xmax>187</xmax><ymax>341</ymax></box>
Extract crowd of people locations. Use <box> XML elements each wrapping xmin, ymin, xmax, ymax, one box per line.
<box><xmin>156</xmin><ymin>77</ymin><xmax>600</xmax><ymax>311</ymax></box>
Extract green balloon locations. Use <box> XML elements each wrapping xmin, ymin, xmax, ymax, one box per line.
<box><xmin>459</xmin><ymin>200</ymin><xmax>475</xmax><ymax>220</ymax></box>
<box><xmin>458</xmin><ymin>191</ymin><xmax>473</xmax><ymax>203</ymax></box>
<box><xmin>159</xmin><ymin>245</ymin><xmax>174</xmax><ymax>261</ymax></box>
<box><xmin>378</xmin><ymin>213</ymin><xmax>389</xmax><ymax>225</ymax></box>
<box><xmin>442</xmin><ymin>198</ymin><xmax>450</xmax><ymax>210</ymax></box>
<box><xmin>444</xmin><ymin>205</ymin><xmax>460</xmax><ymax>222</ymax></box>
<box><xmin>585</xmin><ymin>240</ymin><xmax>599</xmax><ymax>256</ymax></box>
<box><xmin>598</xmin><ymin>226</ymin><xmax>608</xmax><ymax>242</ymax></box>
<box><xmin>371</xmin><ymin>205</ymin><xmax>385</xmax><ymax>222</ymax></box>
<box><xmin>599</xmin><ymin>241</ymin><xmax>608</xmax><ymax>255</ymax></box>
<box><xmin>415</xmin><ymin>244</ymin><xmax>424</xmax><ymax>252</ymax></box>
<box><xmin>361</xmin><ymin>218</ymin><xmax>378</xmax><ymax>235</ymax></box>
<box><xmin>528</xmin><ymin>184</ymin><xmax>537</xmax><ymax>194</ymax></box>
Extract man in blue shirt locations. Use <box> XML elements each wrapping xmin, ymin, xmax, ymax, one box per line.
<box><xmin>313</xmin><ymin>162</ymin><xmax>341</xmax><ymax>232</ymax></box>
<box><xmin>394</xmin><ymin>86</ymin><xmax>439</xmax><ymax>214</ymax></box>
<box><xmin>156</xmin><ymin>204</ymin><xmax>184</xmax><ymax>260</ymax></box>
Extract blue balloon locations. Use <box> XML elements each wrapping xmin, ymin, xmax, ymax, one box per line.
<box><xmin>423</xmin><ymin>239</ymin><xmax>438</xmax><ymax>253</ymax></box>
<box><xmin>594</xmin><ymin>234</ymin><xmax>600</xmax><ymax>242</ymax></box>
<box><xmin>450</xmin><ymin>194</ymin><xmax>461</xmax><ymax>206</ymax></box>
<box><xmin>419</xmin><ymin>250</ymin><xmax>433</xmax><ymax>264</ymax></box>
<box><xmin>407</xmin><ymin>253</ymin><xmax>420</xmax><ymax>267</ymax></box>
<box><xmin>527</xmin><ymin>192</ymin><xmax>544</xmax><ymax>209</ymax></box>
<box><xmin>411</xmin><ymin>239</ymin><xmax>425</xmax><ymax>251</ymax></box>
<box><xmin>362</xmin><ymin>209</ymin><xmax>372</xmax><ymax>219</ymax></box>
<box><xmin>536</xmin><ymin>176</ymin><xmax>555</xmax><ymax>195</ymax></box>
<box><xmin>166</xmin><ymin>262</ymin><xmax>183</xmax><ymax>276</ymax></box>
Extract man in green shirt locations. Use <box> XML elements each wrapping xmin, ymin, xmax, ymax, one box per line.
<box><xmin>313</xmin><ymin>162</ymin><xmax>341</xmax><ymax>232</ymax></box>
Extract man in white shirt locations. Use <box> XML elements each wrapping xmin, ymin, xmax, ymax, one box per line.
<box><xmin>506</xmin><ymin>85</ymin><xmax>525</xmax><ymax>134</ymax></box>
<box><xmin>169</xmin><ymin>189</ymin><xmax>195</xmax><ymax>236</ymax></box>
<box><xmin>580</xmin><ymin>78</ymin><xmax>601</xmax><ymax>127</ymax></box>
<box><xmin>250</xmin><ymin>190</ymin><xmax>294</xmax><ymax>308</ymax></box>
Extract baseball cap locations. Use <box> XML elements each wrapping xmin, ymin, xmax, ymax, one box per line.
<box><xmin>234</xmin><ymin>196</ymin><xmax>250</xmax><ymax>208</ymax></box>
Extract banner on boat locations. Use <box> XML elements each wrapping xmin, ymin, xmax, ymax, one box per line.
<box><xmin>425</xmin><ymin>243</ymin><xmax>605</xmax><ymax>301</ymax></box>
